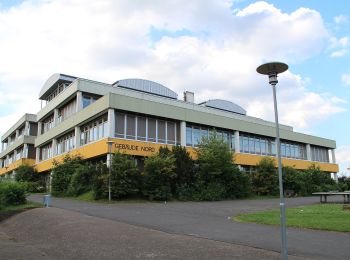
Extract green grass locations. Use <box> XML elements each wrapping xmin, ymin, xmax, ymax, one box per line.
<box><xmin>235</xmin><ymin>204</ymin><xmax>350</xmax><ymax>232</ymax></box>
<box><xmin>0</xmin><ymin>201</ymin><xmax>42</xmax><ymax>212</ymax></box>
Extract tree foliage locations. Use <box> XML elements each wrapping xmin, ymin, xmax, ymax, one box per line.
<box><xmin>252</xmin><ymin>157</ymin><xmax>278</xmax><ymax>195</ymax></box>
<box><xmin>110</xmin><ymin>151</ymin><xmax>140</xmax><ymax>199</ymax></box>
<box><xmin>142</xmin><ymin>152</ymin><xmax>176</xmax><ymax>200</ymax></box>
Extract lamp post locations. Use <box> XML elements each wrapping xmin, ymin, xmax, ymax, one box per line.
<box><xmin>257</xmin><ymin>61</ymin><xmax>288</xmax><ymax>260</ymax></box>
<box><xmin>107</xmin><ymin>140</ymin><xmax>114</xmax><ymax>202</ymax></box>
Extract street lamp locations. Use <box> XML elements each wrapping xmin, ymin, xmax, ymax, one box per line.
<box><xmin>107</xmin><ymin>140</ymin><xmax>114</xmax><ymax>202</ymax></box>
<box><xmin>257</xmin><ymin>61</ymin><xmax>288</xmax><ymax>260</ymax></box>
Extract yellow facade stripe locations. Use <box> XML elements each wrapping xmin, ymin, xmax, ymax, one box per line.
<box><xmin>0</xmin><ymin>158</ymin><xmax>36</xmax><ymax>175</ymax></box>
<box><xmin>235</xmin><ymin>153</ymin><xmax>339</xmax><ymax>173</ymax></box>
<box><xmin>34</xmin><ymin>138</ymin><xmax>338</xmax><ymax>173</ymax></box>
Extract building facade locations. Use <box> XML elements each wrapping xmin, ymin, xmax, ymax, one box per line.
<box><xmin>0</xmin><ymin>114</ymin><xmax>37</xmax><ymax>176</ymax></box>
<box><xmin>0</xmin><ymin>73</ymin><xmax>339</xmax><ymax>177</ymax></box>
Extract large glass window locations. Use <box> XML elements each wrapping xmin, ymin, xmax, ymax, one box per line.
<box><xmin>56</xmin><ymin>132</ymin><xmax>75</xmax><ymax>155</ymax></box>
<box><xmin>167</xmin><ymin>121</ymin><xmax>175</xmax><ymax>144</ymax></box>
<box><xmin>80</xmin><ymin>115</ymin><xmax>108</xmax><ymax>145</ymax></box>
<box><xmin>148</xmin><ymin>118</ymin><xmax>156</xmax><ymax>142</ymax></box>
<box><xmin>126</xmin><ymin>115</ymin><xmax>136</xmax><ymax>139</ymax></box>
<box><xmin>186</xmin><ymin>126</ymin><xmax>192</xmax><ymax>146</ymax></box>
<box><xmin>58</xmin><ymin>98</ymin><xmax>76</xmax><ymax>123</ymax></box>
<box><xmin>115</xmin><ymin>112</ymin><xmax>125</xmax><ymax>138</ymax></box>
<box><xmin>137</xmin><ymin>117</ymin><xmax>147</xmax><ymax>141</ymax></box>
<box><xmin>158</xmin><ymin>120</ymin><xmax>166</xmax><ymax>143</ymax></box>
<box><xmin>311</xmin><ymin>145</ymin><xmax>329</xmax><ymax>162</ymax></box>
<box><xmin>42</xmin><ymin>114</ymin><xmax>54</xmax><ymax>134</ymax></box>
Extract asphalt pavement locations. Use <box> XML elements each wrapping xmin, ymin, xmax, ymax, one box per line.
<box><xmin>23</xmin><ymin>194</ymin><xmax>350</xmax><ymax>259</ymax></box>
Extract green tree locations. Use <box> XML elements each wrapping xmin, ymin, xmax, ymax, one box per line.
<box><xmin>51</xmin><ymin>155</ymin><xmax>85</xmax><ymax>196</ymax></box>
<box><xmin>252</xmin><ymin>157</ymin><xmax>278</xmax><ymax>195</ymax></box>
<box><xmin>282</xmin><ymin>166</ymin><xmax>304</xmax><ymax>196</ymax></box>
<box><xmin>303</xmin><ymin>164</ymin><xmax>337</xmax><ymax>194</ymax></box>
<box><xmin>196</xmin><ymin>132</ymin><xmax>251</xmax><ymax>200</ymax></box>
<box><xmin>15</xmin><ymin>165</ymin><xmax>45</xmax><ymax>192</ymax></box>
<box><xmin>142</xmin><ymin>153</ymin><xmax>176</xmax><ymax>200</ymax></box>
<box><xmin>110</xmin><ymin>151</ymin><xmax>140</xmax><ymax>199</ymax></box>
<box><xmin>67</xmin><ymin>164</ymin><xmax>94</xmax><ymax>197</ymax></box>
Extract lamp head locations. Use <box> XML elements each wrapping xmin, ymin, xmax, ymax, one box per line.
<box><xmin>257</xmin><ymin>62</ymin><xmax>288</xmax><ymax>86</ymax></box>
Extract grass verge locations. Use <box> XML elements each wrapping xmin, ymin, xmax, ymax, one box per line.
<box><xmin>0</xmin><ymin>201</ymin><xmax>42</xmax><ymax>222</ymax></box>
<box><xmin>234</xmin><ymin>204</ymin><xmax>350</xmax><ymax>232</ymax></box>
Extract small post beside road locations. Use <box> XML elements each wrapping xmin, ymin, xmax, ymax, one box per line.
<box><xmin>107</xmin><ymin>140</ymin><xmax>114</xmax><ymax>202</ymax></box>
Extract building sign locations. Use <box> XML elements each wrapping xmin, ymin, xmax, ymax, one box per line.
<box><xmin>114</xmin><ymin>143</ymin><xmax>156</xmax><ymax>153</ymax></box>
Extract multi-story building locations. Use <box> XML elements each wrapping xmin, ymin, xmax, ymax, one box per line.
<box><xmin>0</xmin><ymin>114</ymin><xmax>37</xmax><ymax>176</ymax></box>
<box><xmin>0</xmin><ymin>73</ymin><xmax>339</xmax><ymax>177</ymax></box>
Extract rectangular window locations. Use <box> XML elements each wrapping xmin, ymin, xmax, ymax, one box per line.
<box><xmin>286</xmin><ymin>143</ymin><xmax>291</xmax><ymax>157</ymax></box>
<box><xmin>167</xmin><ymin>121</ymin><xmax>175</xmax><ymax>144</ymax></box>
<box><xmin>243</xmin><ymin>136</ymin><xmax>249</xmax><ymax>153</ymax></box>
<box><xmin>137</xmin><ymin>117</ymin><xmax>147</xmax><ymax>141</ymax></box>
<box><xmin>193</xmin><ymin>127</ymin><xmax>201</xmax><ymax>146</ymax></box>
<box><xmin>126</xmin><ymin>115</ymin><xmax>136</xmax><ymax>139</ymax></box>
<box><xmin>255</xmin><ymin>138</ymin><xmax>261</xmax><ymax>154</ymax></box>
<box><xmin>115</xmin><ymin>112</ymin><xmax>125</xmax><ymax>138</ymax></box>
<box><xmin>186</xmin><ymin>126</ymin><xmax>192</xmax><ymax>146</ymax></box>
<box><xmin>148</xmin><ymin>118</ymin><xmax>156</xmax><ymax>142</ymax></box>
<box><xmin>158</xmin><ymin>120</ymin><xmax>166</xmax><ymax>143</ymax></box>
<box><xmin>249</xmin><ymin>137</ymin><xmax>255</xmax><ymax>153</ymax></box>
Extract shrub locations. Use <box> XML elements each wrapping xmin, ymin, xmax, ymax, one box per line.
<box><xmin>15</xmin><ymin>165</ymin><xmax>46</xmax><ymax>193</ymax></box>
<box><xmin>91</xmin><ymin>163</ymin><xmax>109</xmax><ymax>200</ymax></box>
<box><xmin>252</xmin><ymin>157</ymin><xmax>278</xmax><ymax>195</ymax></box>
<box><xmin>67</xmin><ymin>164</ymin><xmax>94</xmax><ymax>197</ymax></box>
<box><xmin>303</xmin><ymin>164</ymin><xmax>337</xmax><ymax>194</ymax></box>
<box><xmin>51</xmin><ymin>155</ymin><xmax>85</xmax><ymax>196</ymax></box>
<box><xmin>0</xmin><ymin>181</ymin><xmax>26</xmax><ymax>206</ymax></box>
<box><xmin>142</xmin><ymin>153</ymin><xmax>176</xmax><ymax>201</ymax></box>
<box><xmin>171</xmin><ymin>146</ymin><xmax>196</xmax><ymax>194</ymax></box>
<box><xmin>110</xmin><ymin>151</ymin><xmax>141</xmax><ymax>199</ymax></box>
<box><xmin>283</xmin><ymin>166</ymin><xmax>304</xmax><ymax>196</ymax></box>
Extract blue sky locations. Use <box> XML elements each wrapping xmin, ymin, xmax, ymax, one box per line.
<box><xmin>0</xmin><ymin>0</ymin><xmax>349</xmax><ymax>174</ymax></box>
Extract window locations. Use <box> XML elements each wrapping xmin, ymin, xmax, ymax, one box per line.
<box><xmin>42</xmin><ymin>114</ymin><xmax>54</xmax><ymax>134</ymax></box>
<box><xmin>115</xmin><ymin>112</ymin><xmax>125</xmax><ymax>138</ymax></box>
<box><xmin>186</xmin><ymin>126</ymin><xmax>192</xmax><ymax>146</ymax></box>
<box><xmin>80</xmin><ymin>115</ymin><xmax>108</xmax><ymax>145</ymax></box>
<box><xmin>82</xmin><ymin>94</ymin><xmax>100</xmax><ymax>108</ymax></box>
<box><xmin>193</xmin><ymin>127</ymin><xmax>201</xmax><ymax>146</ymax></box>
<box><xmin>126</xmin><ymin>115</ymin><xmax>136</xmax><ymax>139</ymax></box>
<box><xmin>56</xmin><ymin>132</ymin><xmax>75</xmax><ymax>155</ymax></box>
<box><xmin>148</xmin><ymin>118</ymin><xmax>156</xmax><ymax>142</ymax></box>
<box><xmin>158</xmin><ymin>120</ymin><xmax>166</xmax><ymax>143</ymax></box>
<box><xmin>167</xmin><ymin>121</ymin><xmax>175</xmax><ymax>144</ymax></box>
<box><xmin>40</xmin><ymin>143</ymin><xmax>53</xmax><ymax>161</ymax></box>
<box><xmin>58</xmin><ymin>98</ymin><xmax>77</xmax><ymax>123</ymax></box>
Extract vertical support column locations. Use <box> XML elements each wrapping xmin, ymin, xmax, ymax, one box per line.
<box><xmin>108</xmin><ymin>109</ymin><xmax>115</xmax><ymax>138</ymax></box>
<box><xmin>76</xmin><ymin>91</ymin><xmax>83</xmax><ymax>112</ymax></box>
<box><xmin>13</xmin><ymin>150</ymin><xmax>17</xmax><ymax>162</ymax></box>
<box><xmin>331</xmin><ymin>149</ymin><xmax>336</xmax><ymax>164</ymax></box>
<box><xmin>23</xmin><ymin>144</ymin><xmax>28</xmax><ymax>158</ymax></box>
<box><xmin>38</xmin><ymin>122</ymin><xmax>42</xmax><ymax>136</ymax></box>
<box><xmin>75</xmin><ymin>126</ymin><xmax>81</xmax><ymax>149</ymax></box>
<box><xmin>52</xmin><ymin>139</ymin><xmax>57</xmax><ymax>157</ymax></box>
<box><xmin>234</xmin><ymin>131</ymin><xmax>240</xmax><ymax>153</ymax></box>
<box><xmin>15</xmin><ymin>129</ymin><xmax>19</xmax><ymax>139</ymax></box>
<box><xmin>306</xmin><ymin>144</ymin><xmax>311</xmax><ymax>161</ymax></box>
<box><xmin>180</xmin><ymin>121</ymin><xmax>186</xmax><ymax>146</ymax></box>
<box><xmin>333</xmin><ymin>173</ymin><xmax>338</xmax><ymax>183</ymax></box>
<box><xmin>106</xmin><ymin>154</ymin><xmax>111</xmax><ymax>167</ymax></box>
<box><xmin>35</xmin><ymin>148</ymin><xmax>40</xmax><ymax>163</ymax></box>
<box><xmin>25</xmin><ymin>121</ymin><xmax>30</xmax><ymax>136</ymax></box>
<box><xmin>53</xmin><ymin>108</ymin><xmax>59</xmax><ymax>126</ymax></box>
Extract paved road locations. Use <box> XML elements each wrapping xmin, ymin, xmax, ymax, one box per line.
<box><xmin>0</xmin><ymin>207</ymin><xmax>306</xmax><ymax>259</ymax></box>
<box><xmin>28</xmin><ymin>195</ymin><xmax>350</xmax><ymax>259</ymax></box>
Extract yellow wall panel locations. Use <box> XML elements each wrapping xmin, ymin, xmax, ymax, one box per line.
<box><xmin>0</xmin><ymin>158</ymin><xmax>36</xmax><ymax>175</ymax></box>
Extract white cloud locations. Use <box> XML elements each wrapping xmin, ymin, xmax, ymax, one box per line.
<box><xmin>342</xmin><ymin>73</ymin><xmax>350</xmax><ymax>86</ymax></box>
<box><xmin>0</xmin><ymin>0</ymin><xmax>344</xmax><ymax>136</ymax></box>
<box><xmin>336</xmin><ymin>145</ymin><xmax>350</xmax><ymax>176</ymax></box>
<box><xmin>330</xmin><ymin>49</ymin><xmax>348</xmax><ymax>58</ymax></box>
<box><xmin>334</xmin><ymin>14</ymin><xmax>348</xmax><ymax>24</ymax></box>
